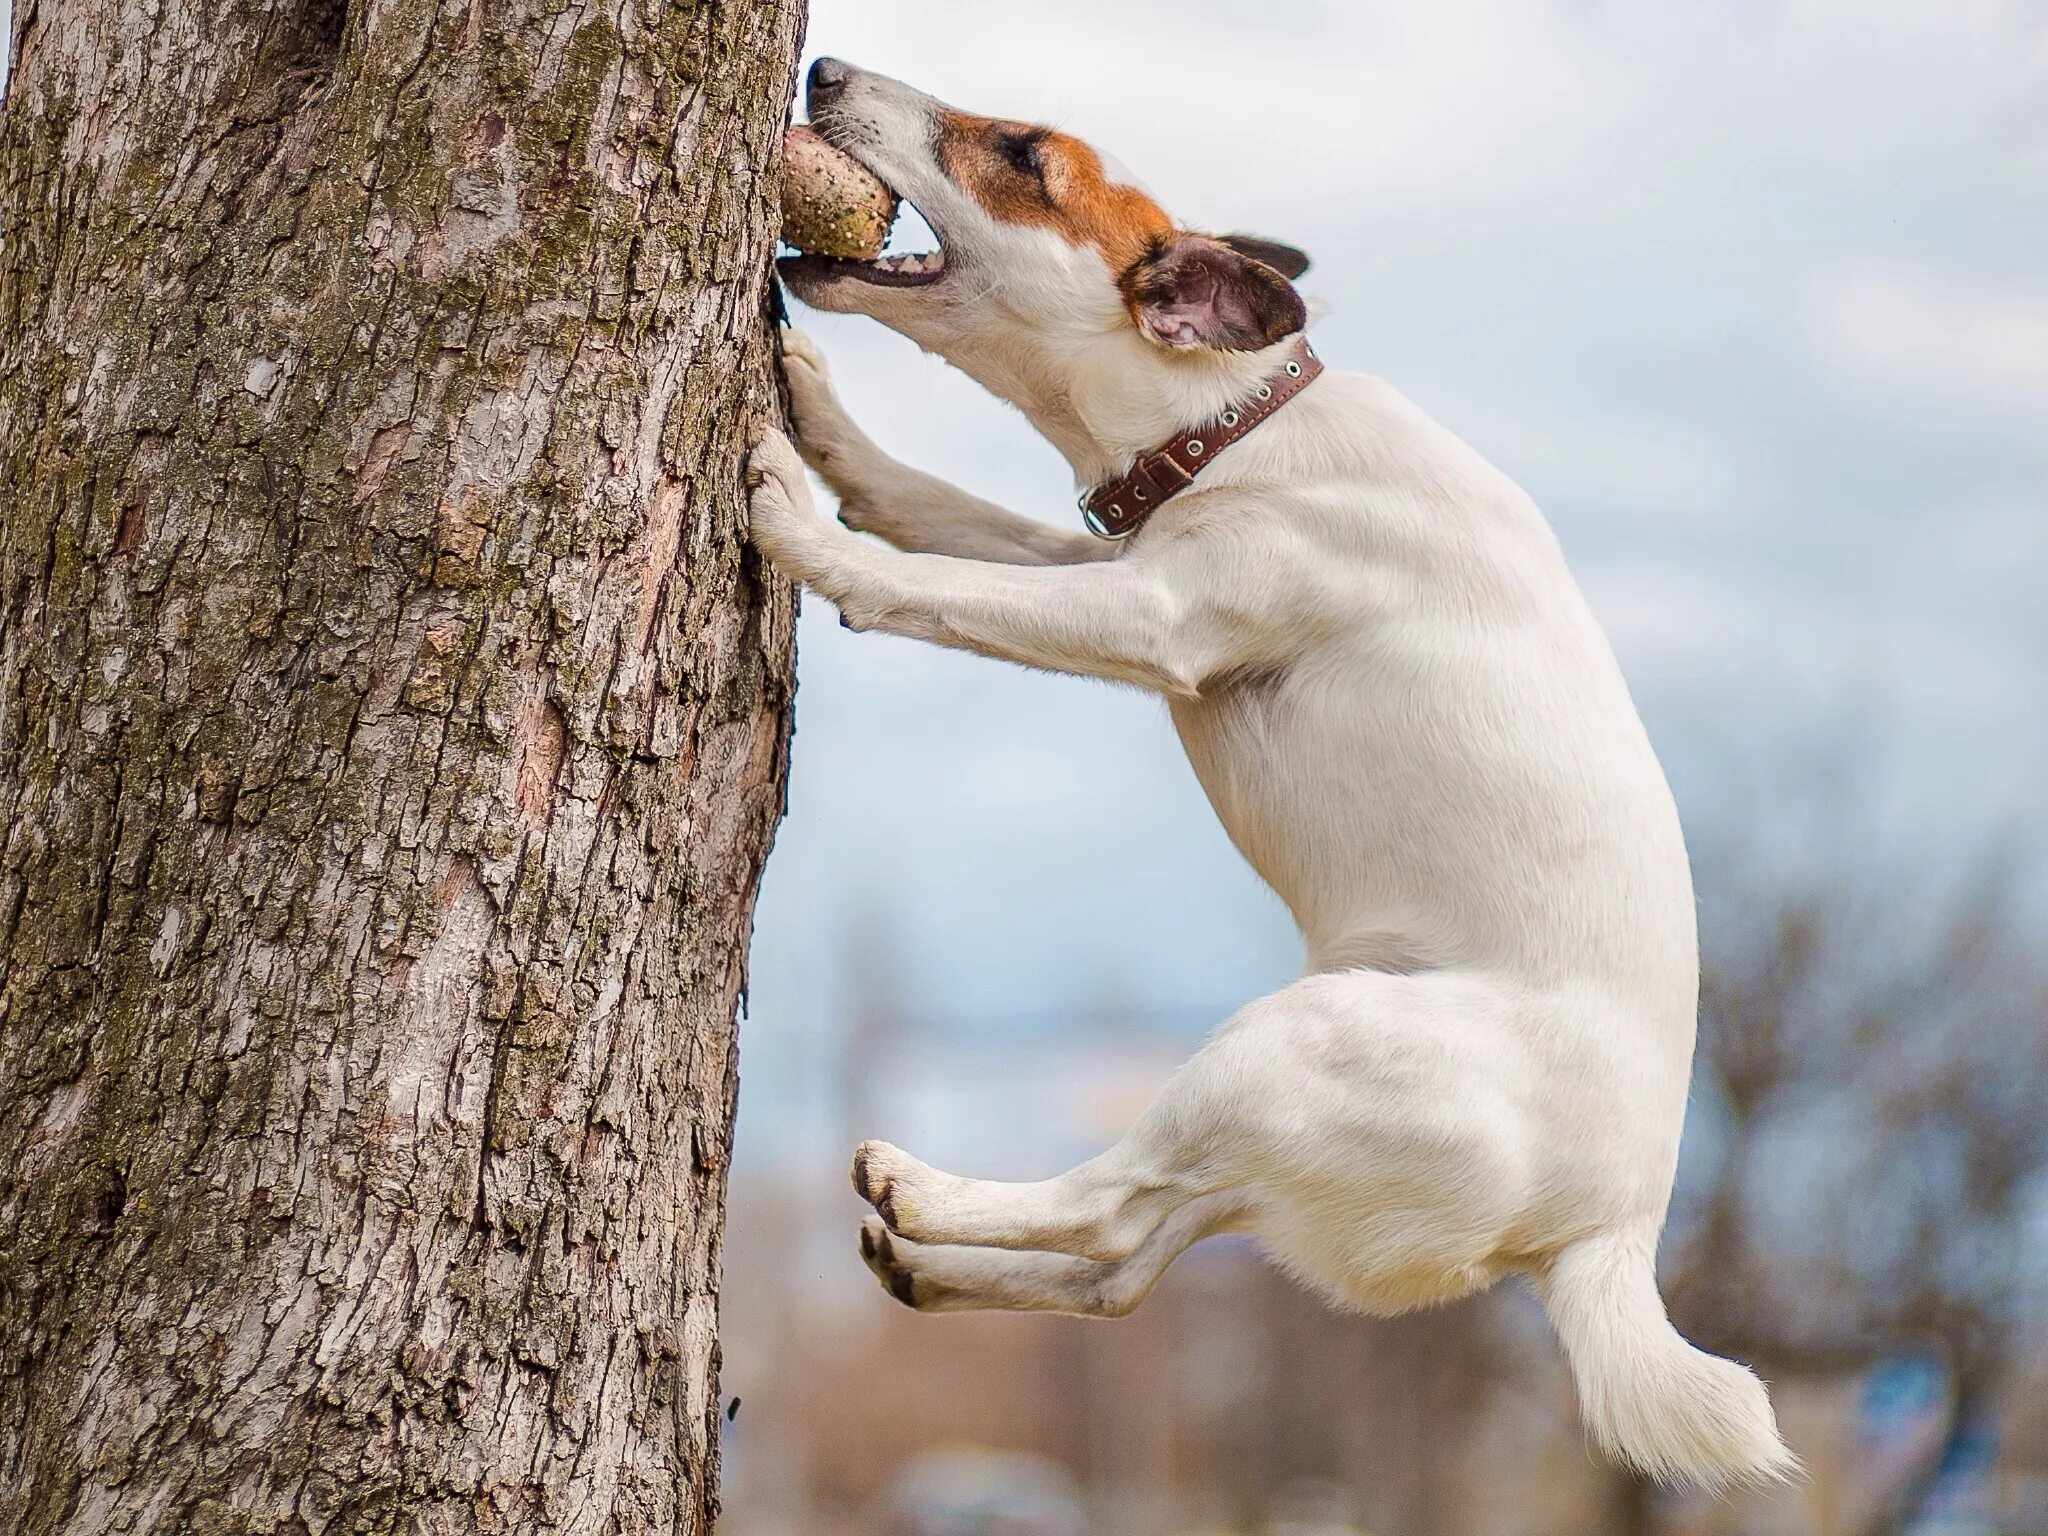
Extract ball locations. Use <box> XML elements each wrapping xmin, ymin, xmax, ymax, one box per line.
<box><xmin>780</xmin><ymin>126</ymin><xmax>898</xmax><ymax>261</ymax></box>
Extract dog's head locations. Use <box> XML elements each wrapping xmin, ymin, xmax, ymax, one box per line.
<box><xmin>780</xmin><ymin>60</ymin><xmax>1311</xmax><ymax>471</ymax></box>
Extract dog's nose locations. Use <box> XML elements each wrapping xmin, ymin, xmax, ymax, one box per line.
<box><xmin>807</xmin><ymin>57</ymin><xmax>853</xmax><ymax>102</ymax></box>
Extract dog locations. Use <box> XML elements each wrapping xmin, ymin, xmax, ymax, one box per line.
<box><xmin>744</xmin><ymin>57</ymin><xmax>1796</xmax><ymax>1491</ymax></box>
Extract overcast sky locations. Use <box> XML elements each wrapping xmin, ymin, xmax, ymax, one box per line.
<box><xmin>7</xmin><ymin>3</ymin><xmax>2042</xmax><ymax>1165</ymax></box>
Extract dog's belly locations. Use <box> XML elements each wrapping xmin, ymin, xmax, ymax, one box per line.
<box><xmin>1264</xmin><ymin>1229</ymin><xmax>1509</xmax><ymax>1317</ymax></box>
<box><xmin>1169</xmin><ymin>638</ymin><xmax>1698</xmax><ymax>997</ymax></box>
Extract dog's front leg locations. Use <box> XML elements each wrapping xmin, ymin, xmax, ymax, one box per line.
<box><xmin>782</xmin><ymin>330</ymin><xmax>1114</xmax><ymax>568</ymax></box>
<box><xmin>748</xmin><ymin>428</ymin><xmax>1229</xmax><ymax>697</ymax></box>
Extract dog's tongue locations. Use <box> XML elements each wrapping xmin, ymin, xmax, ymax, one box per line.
<box><xmin>781</xmin><ymin>126</ymin><xmax>898</xmax><ymax>261</ymax></box>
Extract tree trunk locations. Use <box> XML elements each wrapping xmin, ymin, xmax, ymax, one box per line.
<box><xmin>0</xmin><ymin>0</ymin><xmax>801</xmax><ymax>1529</ymax></box>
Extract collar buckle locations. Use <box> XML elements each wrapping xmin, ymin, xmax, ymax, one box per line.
<box><xmin>1134</xmin><ymin>450</ymin><xmax>1194</xmax><ymax>500</ymax></box>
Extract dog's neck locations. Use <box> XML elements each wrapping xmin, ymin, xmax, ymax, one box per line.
<box><xmin>964</xmin><ymin>333</ymin><xmax>1302</xmax><ymax>490</ymax></box>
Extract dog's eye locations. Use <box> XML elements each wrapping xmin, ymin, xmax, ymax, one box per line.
<box><xmin>1001</xmin><ymin>132</ymin><xmax>1044</xmax><ymax>181</ymax></box>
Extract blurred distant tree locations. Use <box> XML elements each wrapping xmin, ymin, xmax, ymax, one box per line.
<box><xmin>1666</xmin><ymin>790</ymin><xmax>2048</xmax><ymax>1534</ymax></box>
<box><xmin>0</xmin><ymin>1</ymin><xmax>800</xmax><ymax>1530</ymax></box>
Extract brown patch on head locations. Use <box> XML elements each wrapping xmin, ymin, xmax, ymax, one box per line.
<box><xmin>936</xmin><ymin>109</ymin><xmax>1172</xmax><ymax>275</ymax></box>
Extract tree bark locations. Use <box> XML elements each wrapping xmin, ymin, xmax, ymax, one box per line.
<box><xmin>0</xmin><ymin>0</ymin><xmax>801</xmax><ymax>1529</ymax></box>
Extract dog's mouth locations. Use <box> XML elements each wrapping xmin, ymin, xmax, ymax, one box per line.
<box><xmin>777</xmin><ymin>236</ymin><xmax>946</xmax><ymax>288</ymax></box>
<box><xmin>778</xmin><ymin>141</ymin><xmax>948</xmax><ymax>289</ymax></box>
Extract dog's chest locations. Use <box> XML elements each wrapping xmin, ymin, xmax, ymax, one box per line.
<box><xmin>1167</xmin><ymin>670</ymin><xmax>1327</xmax><ymax>902</ymax></box>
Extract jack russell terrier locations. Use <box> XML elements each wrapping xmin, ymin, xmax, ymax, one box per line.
<box><xmin>745</xmin><ymin>57</ymin><xmax>1796</xmax><ymax>1491</ymax></box>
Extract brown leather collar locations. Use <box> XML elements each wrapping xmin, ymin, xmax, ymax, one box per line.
<box><xmin>1079</xmin><ymin>335</ymin><xmax>1322</xmax><ymax>540</ymax></box>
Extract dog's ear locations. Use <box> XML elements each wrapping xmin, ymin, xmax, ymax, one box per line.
<box><xmin>1217</xmin><ymin>234</ymin><xmax>1311</xmax><ymax>280</ymax></box>
<box><xmin>1122</xmin><ymin>233</ymin><xmax>1307</xmax><ymax>352</ymax></box>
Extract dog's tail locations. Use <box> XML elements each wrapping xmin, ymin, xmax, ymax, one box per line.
<box><xmin>1538</xmin><ymin>1229</ymin><xmax>1800</xmax><ymax>1491</ymax></box>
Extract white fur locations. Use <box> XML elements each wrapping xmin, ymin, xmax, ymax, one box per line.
<box><xmin>750</xmin><ymin>63</ymin><xmax>1797</xmax><ymax>1491</ymax></box>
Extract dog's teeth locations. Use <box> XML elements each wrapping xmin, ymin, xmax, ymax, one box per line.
<box><xmin>867</xmin><ymin>249</ymin><xmax>943</xmax><ymax>275</ymax></box>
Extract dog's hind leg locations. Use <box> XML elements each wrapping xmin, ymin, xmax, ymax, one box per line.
<box><xmin>849</xmin><ymin>1130</ymin><xmax>1211</xmax><ymax>1264</ymax></box>
<box><xmin>857</xmin><ymin>1193</ymin><xmax>1247</xmax><ymax>1316</ymax></box>
<box><xmin>848</xmin><ymin>990</ymin><xmax>1305</xmax><ymax>1262</ymax></box>
<box><xmin>852</xmin><ymin>970</ymin><xmax>1533</xmax><ymax>1279</ymax></box>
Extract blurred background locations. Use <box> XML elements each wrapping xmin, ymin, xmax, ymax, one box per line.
<box><xmin>723</xmin><ymin>3</ymin><xmax>2048</xmax><ymax>1534</ymax></box>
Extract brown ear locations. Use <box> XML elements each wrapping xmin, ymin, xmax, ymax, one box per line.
<box><xmin>1217</xmin><ymin>233</ymin><xmax>1311</xmax><ymax>280</ymax></box>
<box><xmin>1121</xmin><ymin>233</ymin><xmax>1307</xmax><ymax>351</ymax></box>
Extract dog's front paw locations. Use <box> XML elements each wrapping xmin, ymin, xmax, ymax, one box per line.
<box><xmin>745</xmin><ymin>427</ymin><xmax>825</xmax><ymax>569</ymax></box>
<box><xmin>779</xmin><ymin>326</ymin><xmax>834</xmax><ymax>392</ymax></box>
<box><xmin>747</xmin><ymin>428</ymin><xmax>888</xmax><ymax>626</ymax></box>
<box><xmin>780</xmin><ymin>330</ymin><xmax>857</xmax><ymax>465</ymax></box>
<box><xmin>779</xmin><ymin>331</ymin><xmax>894</xmax><ymax>538</ymax></box>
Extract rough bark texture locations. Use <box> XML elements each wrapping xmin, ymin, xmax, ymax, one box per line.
<box><xmin>0</xmin><ymin>0</ymin><xmax>801</xmax><ymax>1529</ymax></box>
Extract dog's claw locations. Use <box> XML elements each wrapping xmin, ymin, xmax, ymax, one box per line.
<box><xmin>852</xmin><ymin>1138</ymin><xmax>918</xmax><ymax>1236</ymax></box>
<box><xmin>851</xmin><ymin>1139</ymin><xmax>890</xmax><ymax>1214</ymax></box>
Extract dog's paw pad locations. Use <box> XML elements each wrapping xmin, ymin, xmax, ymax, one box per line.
<box><xmin>858</xmin><ymin>1215</ymin><xmax>919</xmax><ymax>1309</ymax></box>
<box><xmin>887</xmin><ymin>1263</ymin><xmax>918</xmax><ymax>1307</ymax></box>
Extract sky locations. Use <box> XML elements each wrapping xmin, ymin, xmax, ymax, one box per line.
<box><xmin>6</xmin><ymin>3</ymin><xmax>2043</xmax><ymax>1170</ymax></box>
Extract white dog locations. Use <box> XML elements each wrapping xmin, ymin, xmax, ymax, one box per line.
<box><xmin>745</xmin><ymin>58</ymin><xmax>1796</xmax><ymax>1491</ymax></box>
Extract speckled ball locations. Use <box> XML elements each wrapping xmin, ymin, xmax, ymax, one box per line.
<box><xmin>780</xmin><ymin>126</ymin><xmax>898</xmax><ymax>261</ymax></box>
